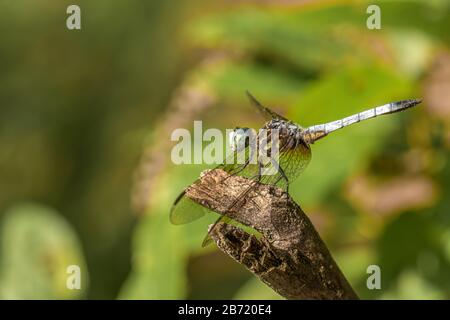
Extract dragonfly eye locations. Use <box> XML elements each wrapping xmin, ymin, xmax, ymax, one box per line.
<box><xmin>229</xmin><ymin>127</ymin><xmax>251</xmax><ymax>152</ymax></box>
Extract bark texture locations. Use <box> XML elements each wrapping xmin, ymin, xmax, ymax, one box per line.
<box><xmin>185</xmin><ymin>168</ymin><xmax>358</xmax><ymax>300</ymax></box>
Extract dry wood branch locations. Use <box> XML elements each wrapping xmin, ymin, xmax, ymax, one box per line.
<box><xmin>186</xmin><ymin>168</ymin><xmax>358</xmax><ymax>300</ymax></box>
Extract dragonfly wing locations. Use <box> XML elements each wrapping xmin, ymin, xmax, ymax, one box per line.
<box><xmin>169</xmin><ymin>147</ymin><xmax>256</xmax><ymax>225</ymax></box>
<box><xmin>246</xmin><ymin>91</ymin><xmax>289</xmax><ymax>121</ymax></box>
<box><xmin>170</xmin><ymin>190</ymin><xmax>209</xmax><ymax>225</ymax></box>
<box><xmin>275</xmin><ymin>136</ymin><xmax>312</xmax><ymax>188</ymax></box>
<box><xmin>250</xmin><ymin>133</ymin><xmax>312</xmax><ymax>191</ymax></box>
<box><xmin>201</xmin><ymin>215</ymin><xmax>233</xmax><ymax>247</ymax></box>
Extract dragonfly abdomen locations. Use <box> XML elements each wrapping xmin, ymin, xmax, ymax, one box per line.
<box><xmin>302</xmin><ymin>99</ymin><xmax>421</xmax><ymax>144</ymax></box>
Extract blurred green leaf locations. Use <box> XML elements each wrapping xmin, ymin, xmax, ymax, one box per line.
<box><xmin>210</xmin><ymin>62</ymin><xmax>305</xmax><ymax>104</ymax></box>
<box><xmin>0</xmin><ymin>203</ymin><xmax>88</xmax><ymax>299</ymax></box>
<box><xmin>233</xmin><ymin>278</ymin><xmax>282</xmax><ymax>300</ymax></box>
<box><xmin>188</xmin><ymin>6</ymin><xmax>358</xmax><ymax>72</ymax></box>
<box><xmin>118</xmin><ymin>210</ymin><xmax>187</xmax><ymax>299</ymax></box>
<box><xmin>381</xmin><ymin>270</ymin><xmax>444</xmax><ymax>300</ymax></box>
<box><xmin>334</xmin><ymin>246</ymin><xmax>375</xmax><ymax>297</ymax></box>
<box><xmin>376</xmin><ymin>211</ymin><xmax>450</xmax><ymax>293</ymax></box>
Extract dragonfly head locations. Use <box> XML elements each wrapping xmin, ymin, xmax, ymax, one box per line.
<box><xmin>229</xmin><ymin>127</ymin><xmax>252</xmax><ymax>152</ymax></box>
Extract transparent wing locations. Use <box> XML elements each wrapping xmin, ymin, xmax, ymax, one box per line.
<box><xmin>169</xmin><ymin>148</ymin><xmax>255</xmax><ymax>225</ymax></box>
<box><xmin>246</xmin><ymin>91</ymin><xmax>289</xmax><ymax>121</ymax></box>
<box><xmin>169</xmin><ymin>190</ymin><xmax>209</xmax><ymax>225</ymax></box>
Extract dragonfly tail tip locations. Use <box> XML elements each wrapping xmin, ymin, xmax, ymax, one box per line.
<box><xmin>398</xmin><ymin>98</ymin><xmax>422</xmax><ymax>109</ymax></box>
<box><xmin>409</xmin><ymin>98</ymin><xmax>422</xmax><ymax>107</ymax></box>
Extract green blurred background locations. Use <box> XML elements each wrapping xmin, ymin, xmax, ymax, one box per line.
<box><xmin>0</xmin><ymin>0</ymin><xmax>449</xmax><ymax>299</ymax></box>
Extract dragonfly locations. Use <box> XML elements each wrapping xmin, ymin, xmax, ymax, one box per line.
<box><xmin>170</xmin><ymin>91</ymin><xmax>421</xmax><ymax>246</ymax></box>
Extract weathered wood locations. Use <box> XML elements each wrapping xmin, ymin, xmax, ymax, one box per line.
<box><xmin>186</xmin><ymin>168</ymin><xmax>358</xmax><ymax>300</ymax></box>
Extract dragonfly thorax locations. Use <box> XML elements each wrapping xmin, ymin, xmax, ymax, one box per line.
<box><xmin>264</xmin><ymin>119</ymin><xmax>305</xmax><ymax>145</ymax></box>
<box><xmin>229</xmin><ymin>120</ymin><xmax>307</xmax><ymax>156</ymax></box>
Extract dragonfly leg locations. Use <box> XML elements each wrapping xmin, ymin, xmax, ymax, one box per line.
<box><xmin>278</xmin><ymin>165</ymin><xmax>290</xmax><ymax>193</ymax></box>
<box><xmin>245</xmin><ymin>161</ymin><xmax>264</xmax><ymax>209</ymax></box>
<box><xmin>270</xmin><ymin>158</ymin><xmax>290</xmax><ymax>193</ymax></box>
